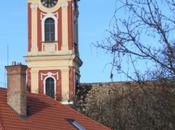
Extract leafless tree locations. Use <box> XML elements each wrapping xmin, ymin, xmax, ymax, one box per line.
<box><xmin>96</xmin><ymin>0</ymin><xmax>175</xmax><ymax>80</ymax></box>
<box><xmin>79</xmin><ymin>82</ymin><xmax>175</xmax><ymax>130</ymax></box>
<box><xmin>74</xmin><ymin>1</ymin><xmax>175</xmax><ymax>129</ymax></box>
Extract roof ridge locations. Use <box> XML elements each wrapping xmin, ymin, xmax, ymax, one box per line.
<box><xmin>0</xmin><ymin>88</ymin><xmax>7</xmax><ymax>90</ymax></box>
<box><xmin>80</xmin><ymin>81</ymin><xmax>132</xmax><ymax>84</ymax></box>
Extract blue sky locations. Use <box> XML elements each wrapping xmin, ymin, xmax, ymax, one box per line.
<box><xmin>0</xmin><ymin>0</ymin><xmax>117</xmax><ymax>86</ymax></box>
<box><xmin>79</xmin><ymin>0</ymin><xmax>117</xmax><ymax>82</ymax></box>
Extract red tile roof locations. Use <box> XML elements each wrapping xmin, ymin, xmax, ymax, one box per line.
<box><xmin>0</xmin><ymin>88</ymin><xmax>110</xmax><ymax>130</ymax></box>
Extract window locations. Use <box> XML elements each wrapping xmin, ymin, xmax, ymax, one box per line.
<box><xmin>67</xmin><ymin>119</ymin><xmax>86</xmax><ymax>130</ymax></box>
<box><xmin>45</xmin><ymin>18</ymin><xmax>55</xmax><ymax>42</ymax></box>
<box><xmin>45</xmin><ymin>77</ymin><xmax>55</xmax><ymax>98</ymax></box>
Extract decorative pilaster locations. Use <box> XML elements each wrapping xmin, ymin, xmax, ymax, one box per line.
<box><xmin>30</xmin><ymin>3</ymin><xmax>39</xmax><ymax>52</ymax></box>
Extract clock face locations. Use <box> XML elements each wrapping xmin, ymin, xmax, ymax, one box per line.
<box><xmin>41</xmin><ymin>0</ymin><xmax>58</xmax><ymax>8</ymax></box>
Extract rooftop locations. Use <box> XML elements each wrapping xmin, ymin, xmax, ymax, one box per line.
<box><xmin>0</xmin><ymin>88</ymin><xmax>110</xmax><ymax>130</ymax></box>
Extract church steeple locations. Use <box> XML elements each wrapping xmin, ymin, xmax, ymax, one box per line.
<box><xmin>25</xmin><ymin>0</ymin><xmax>82</xmax><ymax>104</ymax></box>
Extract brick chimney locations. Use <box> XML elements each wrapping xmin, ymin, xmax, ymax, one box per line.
<box><xmin>5</xmin><ymin>64</ymin><xmax>28</xmax><ymax>118</ymax></box>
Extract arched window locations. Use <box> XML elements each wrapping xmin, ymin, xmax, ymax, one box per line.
<box><xmin>45</xmin><ymin>18</ymin><xmax>55</xmax><ymax>42</ymax></box>
<box><xmin>45</xmin><ymin>77</ymin><xmax>55</xmax><ymax>98</ymax></box>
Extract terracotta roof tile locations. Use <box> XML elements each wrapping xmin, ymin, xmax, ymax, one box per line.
<box><xmin>0</xmin><ymin>88</ymin><xmax>110</xmax><ymax>130</ymax></box>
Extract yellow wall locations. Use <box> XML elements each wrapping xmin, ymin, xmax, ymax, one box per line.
<box><xmin>28</xmin><ymin>0</ymin><xmax>72</xmax><ymax>54</ymax></box>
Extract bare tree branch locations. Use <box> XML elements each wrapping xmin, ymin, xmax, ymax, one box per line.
<box><xmin>96</xmin><ymin>0</ymin><xmax>175</xmax><ymax>80</ymax></box>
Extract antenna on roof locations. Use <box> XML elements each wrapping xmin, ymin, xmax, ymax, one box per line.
<box><xmin>7</xmin><ymin>44</ymin><xmax>9</xmax><ymax>65</ymax></box>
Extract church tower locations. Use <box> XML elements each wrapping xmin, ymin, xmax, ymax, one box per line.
<box><xmin>25</xmin><ymin>0</ymin><xmax>82</xmax><ymax>104</ymax></box>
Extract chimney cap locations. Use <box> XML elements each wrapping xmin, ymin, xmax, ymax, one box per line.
<box><xmin>5</xmin><ymin>64</ymin><xmax>28</xmax><ymax>75</ymax></box>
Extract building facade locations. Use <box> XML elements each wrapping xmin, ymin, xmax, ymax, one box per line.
<box><xmin>25</xmin><ymin>0</ymin><xmax>82</xmax><ymax>103</ymax></box>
